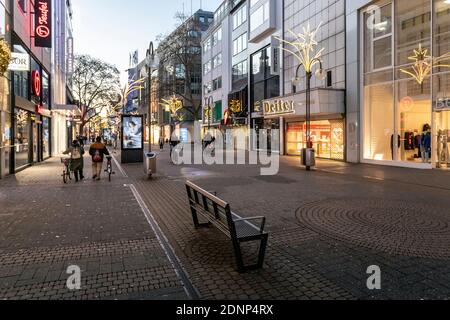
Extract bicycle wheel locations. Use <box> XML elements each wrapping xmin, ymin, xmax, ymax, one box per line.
<box><xmin>63</xmin><ymin>170</ymin><xmax>67</xmax><ymax>184</ymax></box>
<box><xmin>108</xmin><ymin>167</ymin><xmax>112</xmax><ymax>182</ymax></box>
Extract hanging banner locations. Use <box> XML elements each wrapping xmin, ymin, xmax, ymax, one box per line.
<box><xmin>35</xmin><ymin>0</ymin><xmax>52</xmax><ymax>48</ymax></box>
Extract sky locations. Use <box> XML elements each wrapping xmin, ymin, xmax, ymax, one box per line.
<box><xmin>72</xmin><ymin>0</ymin><xmax>222</xmax><ymax>83</ymax></box>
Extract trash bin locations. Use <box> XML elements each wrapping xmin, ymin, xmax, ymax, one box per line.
<box><xmin>144</xmin><ymin>152</ymin><xmax>157</xmax><ymax>177</ymax></box>
<box><xmin>301</xmin><ymin>148</ymin><xmax>316</xmax><ymax>168</ymax></box>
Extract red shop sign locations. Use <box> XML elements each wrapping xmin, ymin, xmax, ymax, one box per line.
<box><xmin>32</xmin><ymin>70</ymin><xmax>41</xmax><ymax>97</ymax></box>
<box><xmin>34</xmin><ymin>0</ymin><xmax>52</xmax><ymax>48</ymax></box>
<box><xmin>35</xmin><ymin>104</ymin><xmax>44</xmax><ymax>115</ymax></box>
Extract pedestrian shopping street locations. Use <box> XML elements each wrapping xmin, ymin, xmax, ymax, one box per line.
<box><xmin>1</xmin><ymin>146</ymin><xmax>449</xmax><ymax>300</ymax></box>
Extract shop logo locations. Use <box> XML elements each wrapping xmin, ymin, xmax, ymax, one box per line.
<box><xmin>34</xmin><ymin>0</ymin><xmax>52</xmax><ymax>48</ymax></box>
<box><xmin>435</xmin><ymin>98</ymin><xmax>450</xmax><ymax>111</ymax></box>
<box><xmin>8</xmin><ymin>52</ymin><xmax>30</xmax><ymax>71</ymax></box>
<box><xmin>263</xmin><ymin>99</ymin><xmax>296</xmax><ymax>116</ymax></box>
<box><xmin>32</xmin><ymin>70</ymin><xmax>41</xmax><ymax>97</ymax></box>
<box><xmin>366</xmin><ymin>5</ymin><xmax>382</xmax><ymax>31</ymax></box>
<box><xmin>400</xmin><ymin>96</ymin><xmax>414</xmax><ymax>111</ymax></box>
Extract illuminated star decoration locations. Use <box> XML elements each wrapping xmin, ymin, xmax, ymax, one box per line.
<box><xmin>229</xmin><ymin>99</ymin><xmax>242</xmax><ymax>113</ymax></box>
<box><xmin>276</xmin><ymin>22</ymin><xmax>325</xmax><ymax>74</ymax></box>
<box><xmin>400</xmin><ymin>43</ymin><xmax>450</xmax><ymax>85</ymax></box>
<box><xmin>160</xmin><ymin>95</ymin><xmax>183</xmax><ymax>116</ymax></box>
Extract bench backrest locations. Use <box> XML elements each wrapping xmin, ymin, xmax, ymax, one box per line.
<box><xmin>185</xmin><ymin>181</ymin><xmax>235</xmax><ymax>233</ymax></box>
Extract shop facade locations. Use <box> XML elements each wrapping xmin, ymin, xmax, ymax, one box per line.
<box><xmin>259</xmin><ymin>88</ymin><xmax>346</xmax><ymax>160</ymax></box>
<box><xmin>346</xmin><ymin>0</ymin><xmax>450</xmax><ymax>169</ymax></box>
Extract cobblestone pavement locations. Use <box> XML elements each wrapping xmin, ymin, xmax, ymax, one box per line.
<box><xmin>0</xmin><ymin>153</ymin><xmax>188</xmax><ymax>300</ymax></box>
<box><xmin>1</xmin><ymin>144</ymin><xmax>450</xmax><ymax>300</ymax></box>
<box><xmin>120</xmin><ymin>145</ymin><xmax>450</xmax><ymax>300</ymax></box>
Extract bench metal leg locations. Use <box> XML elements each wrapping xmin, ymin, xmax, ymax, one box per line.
<box><xmin>257</xmin><ymin>234</ymin><xmax>269</xmax><ymax>269</ymax></box>
<box><xmin>232</xmin><ymin>236</ymin><xmax>268</xmax><ymax>273</ymax></box>
<box><xmin>190</xmin><ymin>207</ymin><xmax>212</xmax><ymax>229</ymax></box>
<box><xmin>232</xmin><ymin>239</ymin><xmax>246</xmax><ymax>273</ymax></box>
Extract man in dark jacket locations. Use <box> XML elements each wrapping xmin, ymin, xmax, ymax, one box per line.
<box><xmin>89</xmin><ymin>137</ymin><xmax>110</xmax><ymax>180</ymax></box>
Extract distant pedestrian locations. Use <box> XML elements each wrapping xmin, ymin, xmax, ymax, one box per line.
<box><xmin>159</xmin><ymin>137</ymin><xmax>164</xmax><ymax>150</ymax></box>
<box><xmin>89</xmin><ymin>137</ymin><xmax>110</xmax><ymax>181</ymax></box>
<box><xmin>63</xmin><ymin>140</ymin><xmax>85</xmax><ymax>182</ymax></box>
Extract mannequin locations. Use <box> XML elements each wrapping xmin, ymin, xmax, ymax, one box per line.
<box><xmin>421</xmin><ymin>124</ymin><xmax>431</xmax><ymax>163</ymax></box>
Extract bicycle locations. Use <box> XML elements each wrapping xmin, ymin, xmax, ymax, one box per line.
<box><xmin>61</xmin><ymin>157</ymin><xmax>73</xmax><ymax>184</ymax></box>
<box><xmin>104</xmin><ymin>156</ymin><xmax>115</xmax><ymax>182</ymax></box>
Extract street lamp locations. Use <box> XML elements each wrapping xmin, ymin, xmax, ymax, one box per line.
<box><xmin>277</xmin><ymin>23</ymin><xmax>326</xmax><ymax>170</ymax></box>
<box><xmin>146</xmin><ymin>41</ymin><xmax>157</xmax><ymax>152</ymax></box>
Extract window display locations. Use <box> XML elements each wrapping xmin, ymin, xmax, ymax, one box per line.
<box><xmin>14</xmin><ymin>108</ymin><xmax>30</xmax><ymax>168</ymax></box>
<box><xmin>286</xmin><ymin>120</ymin><xmax>344</xmax><ymax>160</ymax></box>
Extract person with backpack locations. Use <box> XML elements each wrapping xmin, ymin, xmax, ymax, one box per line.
<box><xmin>63</xmin><ymin>140</ymin><xmax>85</xmax><ymax>182</ymax></box>
<box><xmin>89</xmin><ymin>137</ymin><xmax>110</xmax><ymax>181</ymax></box>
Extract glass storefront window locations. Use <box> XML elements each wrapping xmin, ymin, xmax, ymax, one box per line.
<box><xmin>361</xmin><ymin>0</ymin><xmax>449</xmax><ymax>166</ymax></box>
<box><xmin>42</xmin><ymin>117</ymin><xmax>49</xmax><ymax>159</ymax></box>
<box><xmin>286</xmin><ymin>120</ymin><xmax>345</xmax><ymax>160</ymax></box>
<box><xmin>14</xmin><ymin>108</ymin><xmax>30</xmax><ymax>168</ymax></box>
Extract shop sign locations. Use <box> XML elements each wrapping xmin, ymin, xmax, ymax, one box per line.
<box><xmin>35</xmin><ymin>104</ymin><xmax>44</xmax><ymax>115</ymax></box>
<box><xmin>8</xmin><ymin>52</ymin><xmax>29</xmax><ymax>71</ymax></box>
<box><xmin>435</xmin><ymin>98</ymin><xmax>450</xmax><ymax>111</ymax></box>
<box><xmin>67</xmin><ymin>37</ymin><xmax>74</xmax><ymax>74</ymax></box>
<box><xmin>229</xmin><ymin>99</ymin><xmax>242</xmax><ymax>113</ymax></box>
<box><xmin>35</xmin><ymin>0</ymin><xmax>52</xmax><ymax>48</ymax></box>
<box><xmin>223</xmin><ymin>109</ymin><xmax>231</xmax><ymax>126</ymax></box>
<box><xmin>32</xmin><ymin>70</ymin><xmax>41</xmax><ymax>97</ymax></box>
<box><xmin>263</xmin><ymin>99</ymin><xmax>296</xmax><ymax>116</ymax></box>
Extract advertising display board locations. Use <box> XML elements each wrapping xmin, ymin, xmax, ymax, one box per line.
<box><xmin>121</xmin><ymin>115</ymin><xmax>144</xmax><ymax>163</ymax></box>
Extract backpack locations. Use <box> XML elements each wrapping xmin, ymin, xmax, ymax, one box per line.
<box><xmin>93</xmin><ymin>149</ymin><xmax>102</xmax><ymax>162</ymax></box>
<box><xmin>71</xmin><ymin>147</ymin><xmax>81</xmax><ymax>159</ymax></box>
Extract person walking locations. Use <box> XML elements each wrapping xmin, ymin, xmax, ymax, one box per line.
<box><xmin>63</xmin><ymin>140</ymin><xmax>85</xmax><ymax>182</ymax></box>
<box><xmin>89</xmin><ymin>137</ymin><xmax>110</xmax><ymax>181</ymax></box>
<box><xmin>159</xmin><ymin>137</ymin><xmax>164</xmax><ymax>150</ymax></box>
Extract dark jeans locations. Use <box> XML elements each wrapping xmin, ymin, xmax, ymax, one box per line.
<box><xmin>74</xmin><ymin>169</ymin><xmax>84</xmax><ymax>182</ymax></box>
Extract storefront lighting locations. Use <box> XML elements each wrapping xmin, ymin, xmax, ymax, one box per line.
<box><xmin>400</xmin><ymin>43</ymin><xmax>450</xmax><ymax>85</ymax></box>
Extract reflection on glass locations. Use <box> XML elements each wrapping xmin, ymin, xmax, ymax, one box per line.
<box><xmin>14</xmin><ymin>108</ymin><xmax>30</xmax><ymax>168</ymax></box>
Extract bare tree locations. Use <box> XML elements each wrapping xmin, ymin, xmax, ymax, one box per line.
<box><xmin>72</xmin><ymin>54</ymin><xmax>121</xmax><ymax>133</ymax></box>
<box><xmin>156</xmin><ymin>12</ymin><xmax>204</xmax><ymax>122</ymax></box>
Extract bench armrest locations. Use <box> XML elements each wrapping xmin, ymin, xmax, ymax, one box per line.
<box><xmin>234</xmin><ymin>216</ymin><xmax>266</xmax><ymax>233</ymax></box>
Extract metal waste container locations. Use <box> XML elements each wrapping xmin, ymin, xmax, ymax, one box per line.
<box><xmin>144</xmin><ymin>152</ymin><xmax>157</xmax><ymax>178</ymax></box>
<box><xmin>301</xmin><ymin>148</ymin><xmax>316</xmax><ymax>168</ymax></box>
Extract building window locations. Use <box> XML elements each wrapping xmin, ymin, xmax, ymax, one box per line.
<box><xmin>250</xmin><ymin>2</ymin><xmax>270</xmax><ymax>32</ymax></box>
<box><xmin>212</xmin><ymin>28</ymin><xmax>222</xmax><ymax>46</ymax></box>
<box><xmin>233</xmin><ymin>33</ymin><xmax>247</xmax><ymax>56</ymax></box>
<box><xmin>213</xmin><ymin>77</ymin><xmax>222</xmax><ymax>91</ymax></box>
<box><xmin>42</xmin><ymin>71</ymin><xmax>50</xmax><ymax>106</ymax></box>
<box><xmin>213</xmin><ymin>53</ymin><xmax>222</xmax><ymax>69</ymax></box>
<box><xmin>233</xmin><ymin>5</ymin><xmax>247</xmax><ymax>30</ymax></box>
<box><xmin>232</xmin><ymin>60</ymin><xmax>248</xmax><ymax>82</ymax></box>
<box><xmin>204</xmin><ymin>60</ymin><xmax>212</xmax><ymax>75</ymax></box>
<box><xmin>250</xmin><ymin>46</ymin><xmax>279</xmax><ymax>112</ymax></box>
<box><xmin>203</xmin><ymin>38</ymin><xmax>211</xmax><ymax>53</ymax></box>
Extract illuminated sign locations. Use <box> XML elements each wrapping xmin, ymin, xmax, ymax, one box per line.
<box><xmin>223</xmin><ymin>109</ymin><xmax>231</xmax><ymax>126</ymax></box>
<box><xmin>435</xmin><ymin>98</ymin><xmax>450</xmax><ymax>111</ymax></box>
<box><xmin>8</xmin><ymin>52</ymin><xmax>29</xmax><ymax>71</ymax></box>
<box><xmin>35</xmin><ymin>104</ymin><xmax>44</xmax><ymax>115</ymax></box>
<box><xmin>35</xmin><ymin>0</ymin><xmax>52</xmax><ymax>48</ymax></box>
<box><xmin>32</xmin><ymin>70</ymin><xmax>41</xmax><ymax>97</ymax></box>
<box><xmin>263</xmin><ymin>99</ymin><xmax>296</xmax><ymax>116</ymax></box>
<box><xmin>229</xmin><ymin>99</ymin><xmax>242</xmax><ymax>113</ymax></box>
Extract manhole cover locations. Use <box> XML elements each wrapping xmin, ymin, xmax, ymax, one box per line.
<box><xmin>296</xmin><ymin>199</ymin><xmax>450</xmax><ymax>259</ymax></box>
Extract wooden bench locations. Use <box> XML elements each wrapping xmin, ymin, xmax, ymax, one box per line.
<box><xmin>185</xmin><ymin>181</ymin><xmax>269</xmax><ymax>273</ymax></box>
